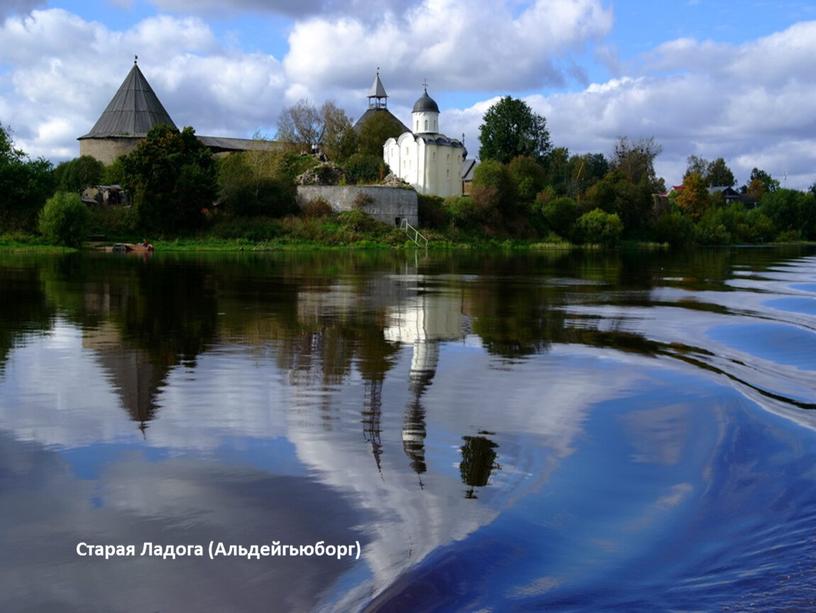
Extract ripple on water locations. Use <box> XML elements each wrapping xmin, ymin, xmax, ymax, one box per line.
<box><xmin>764</xmin><ymin>296</ymin><xmax>816</xmax><ymax>316</ymax></box>
<box><xmin>706</xmin><ymin>322</ymin><xmax>816</xmax><ymax>372</ymax></box>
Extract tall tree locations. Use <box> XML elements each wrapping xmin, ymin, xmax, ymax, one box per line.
<box><xmin>121</xmin><ymin>125</ymin><xmax>217</xmax><ymax>233</ymax></box>
<box><xmin>706</xmin><ymin>157</ymin><xmax>735</xmax><ymax>187</ymax></box>
<box><xmin>684</xmin><ymin>156</ymin><xmax>734</xmax><ymax>187</ymax></box>
<box><xmin>611</xmin><ymin>137</ymin><xmax>663</xmax><ymax>191</ymax></box>
<box><xmin>684</xmin><ymin>155</ymin><xmax>709</xmax><ymax>181</ymax></box>
<box><xmin>277</xmin><ymin>100</ymin><xmax>322</xmax><ymax>151</ymax></box>
<box><xmin>319</xmin><ymin>102</ymin><xmax>357</xmax><ymax>162</ymax></box>
<box><xmin>569</xmin><ymin>152</ymin><xmax>608</xmax><ymax>197</ymax></box>
<box><xmin>0</xmin><ymin>123</ymin><xmax>55</xmax><ymax>230</ymax></box>
<box><xmin>53</xmin><ymin>155</ymin><xmax>105</xmax><ymax>192</ymax></box>
<box><xmin>676</xmin><ymin>171</ymin><xmax>710</xmax><ymax>220</ymax></box>
<box><xmin>749</xmin><ymin>168</ymin><xmax>779</xmax><ymax>194</ymax></box>
<box><xmin>479</xmin><ymin>96</ymin><xmax>551</xmax><ymax>164</ymax></box>
<box><xmin>543</xmin><ymin>147</ymin><xmax>570</xmax><ymax>195</ymax></box>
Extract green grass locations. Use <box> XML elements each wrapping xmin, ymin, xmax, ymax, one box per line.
<box><xmin>0</xmin><ymin>232</ymin><xmax>74</xmax><ymax>253</ymax></box>
<box><xmin>2</xmin><ymin>224</ymin><xmax>810</xmax><ymax>254</ymax></box>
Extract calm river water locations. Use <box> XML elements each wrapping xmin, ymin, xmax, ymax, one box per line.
<box><xmin>0</xmin><ymin>247</ymin><xmax>815</xmax><ymax>611</ymax></box>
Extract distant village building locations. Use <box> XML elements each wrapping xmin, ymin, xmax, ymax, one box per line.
<box><xmin>383</xmin><ymin>85</ymin><xmax>466</xmax><ymax>198</ymax></box>
<box><xmin>78</xmin><ymin>58</ymin><xmax>282</xmax><ymax>165</ymax></box>
<box><xmin>461</xmin><ymin>158</ymin><xmax>478</xmax><ymax>195</ymax></box>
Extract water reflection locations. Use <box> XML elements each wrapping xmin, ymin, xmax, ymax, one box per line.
<box><xmin>460</xmin><ymin>434</ymin><xmax>500</xmax><ymax>499</ymax></box>
<box><xmin>0</xmin><ymin>247</ymin><xmax>814</xmax><ymax>611</ymax></box>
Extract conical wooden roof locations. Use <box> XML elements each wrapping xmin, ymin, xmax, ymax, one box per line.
<box><xmin>80</xmin><ymin>62</ymin><xmax>176</xmax><ymax>139</ymax></box>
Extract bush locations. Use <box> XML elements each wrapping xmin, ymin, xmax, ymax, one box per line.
<box><xmin>210</xmin><ymin>216</ymin><xmax>280</xmax><ymax>241</ymax></box>
<box><xmin>473</xmin><ymin>159</ymin><xmax>515</xmax><ymax>211</ymax></box>
<box><xmin>344</xmin><ymin>153</ymin><xmax>388</xmax><ymax>184</ymax></box>
<box><xmin>337</xmin><ymin>209</ymin><xmax>387</xmax><ymax>233</ymax></box>
<box><xmin>445</xmin><ymin>195</ymin><xmax>480</xmax><ymax>231</ymax></box>
<box><xmin>539</xmin><ymin>196</ymin><xmax>578</xmax><ymax>239</ymax></box>
<box><xmin>301</xmin><ymin>197</ymin><xmax>333</xmax><ymax>218</ymax></box>
<box><xmin>218</xmin><ymin>152</ymin><xmax>297</xmax><ymax>218</ymax></box>
<box><xmin>574</xmin><ymin>208</ymin><xmax>623</xmax><ymax>245</ymax></box>
<box><xmin>102</xmin><ymin>158</ymin><xmax>126</xmax><ymax>185</ymax></box>
<box><xmin>418</xmin><ymin>194</ymin><xmax>447</xmax><ymax>229</ymax></box>
<box><xmin>280</xmin><ymin>152</ymin><xmax>320</xmax><ymax>181</ymax></box>
<box><xmin>652</xmin><ymin>211</ymin><xmax>694</xmax><ymax>246</ymax></box>
<box><xmin>38</xmin><ymin>192</ymin><xmax>90</xmax><ymax>246</ymax></box>
<box><xmin>87</xmin><ymin>206</ymin><xmax>135</xmax><ymax>239</ymax></box>
<box><xmin>695</xmin><ymin>209</ymin><xmax>731</xmax><ymax>244</ymax></box>
<box><xmin>759</xmin><ymin>189</ymin><xmax>816</xmax><ymax>240</ymax></box>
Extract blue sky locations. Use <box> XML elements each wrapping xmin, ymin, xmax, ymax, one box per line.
<box><xmin>1</xmin><ymin>0</ymin><xmax>816</xmax><ymax>186</ymax></box>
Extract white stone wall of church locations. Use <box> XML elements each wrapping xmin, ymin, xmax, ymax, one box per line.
<box><xmin>384</xmin><ymin>132</ymin><xmax>463</xmax><ymax>198</ymax></box>
<box><xmin>412</xmin><ymin>111</ymin><xmax>438</xmax><ymax>134</ymax></box>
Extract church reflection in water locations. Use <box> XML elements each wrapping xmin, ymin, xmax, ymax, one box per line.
<box><xmin>72</xmin><ymin>262</ymin><xmax>503</xmax><ymax>497</ymax></box>
<box><xmin>384</xmin><ymin>281</ymin><xmax>484</xmax><ymax>491</ymax></box>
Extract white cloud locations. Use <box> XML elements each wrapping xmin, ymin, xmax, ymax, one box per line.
<box><xmin>1</xmin><ymin>4</ymin><xmax>815</xmax><ymax>190</ymax></box>
<box><xmin>283</xmin><ymin>0</ymin><xmax>613</xmax><ymax>94</ymax></box>
<box><xmin>444</xmin><ymin>21</ymin><xmax>816</xmax><ymax>189</ymax></box>
<box><xmin>0</xmin><ymin>9</ymin><xmax>287</xmax><ymax>159</ymax></box>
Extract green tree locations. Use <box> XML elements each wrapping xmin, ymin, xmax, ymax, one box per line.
<box><xmin>748</xmin><ymin>168</ymin><xmax>780</xmax><ymax>195</ymax></box>
<box><xmin>706</xmin><ymin>157</ymin><xmax>735</xmax><ymax>187</ymax></box>
<box><xmin>121</xmin><ymin>125</ymin><xmax>217</xmax><ymax>233</ymax></box>
<box><xmin>479</xmin><ymin>96</ymin><xmax>551</xmax><ymax>164</ymax></box>
<box><xmin>217</xmin><ymin>151</ymin><xmax>297</xmax><ymax>217</ymax></box>
<box><xmin>0</xmin><ymin>123</ymin><xmax>55</xmax><ymax>230</ymax></box>
<box><xmin>760</xmin><ymin>189</ymin><xmax>816</xmax><ymax>240</ymax></box>
<box><xmin>507</xmin><ymin>156</ymin><xmax>546</xmax><ymax>203</ymax></box>
<box><xmin>53</xmin><ymin>156</ymin><xmax>105</xmax><ymax>193</ymax></box>
<box><xmin>569</xmin><ymin>152</ymin><xmax>608</xmax><ymax>197</ymax></box>
<box><xmin>38</xmin><ymin>191</ymin><xmax>90</xmax><ymax>247</ymax></box>
<box><xmin>356</xmin><ymin>112</ymin><xmax>405</xmax><ymax>157</ymax></box>
<box><xmin>574</xmin><ymin>208</ymin><xmax>623</xmax><ymax>245</ymax></box>
<box><xmin>538</xmin><ymin>196</ymin><xmax>578</xmax><ymax>239</ymax></box>
<box><xmin>583</xmin><ymin>169</ymin><xmax>653</xmax><ymax>235</ymax></box>
<box><xmin>543</xmin><ymin>147</ymin><xmax>571</xmax><ymax>195</ymax></box>
<box><xmin>102</xmin><ymin>158</ymin><xmax>126</xmax><ymax>185</ymax></box>
<box><xmin>472</xmin><ymin>159</ymin><xmax>516</xmax><ymax>214</ymax></box>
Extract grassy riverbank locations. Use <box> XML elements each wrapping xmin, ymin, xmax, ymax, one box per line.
<box><xmin>0</xmin><ymin>233</ymin><xmax>75</xmax><ymax>253</ymax></box>
<box><xmin>2</xmin><ymin>227</ymin><xmax>812</xmax><ymax>254</ymax></box>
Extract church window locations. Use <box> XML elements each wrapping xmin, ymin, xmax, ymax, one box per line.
<box><xmin>424</xmin><ymin>119</ymin><xmax>428</xmax><ymax>130</ymax></box>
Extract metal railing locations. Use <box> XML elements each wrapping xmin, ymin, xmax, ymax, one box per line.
<box><xmin>400</xmin><ymin>218</ymin><xmax>429</xmax><ymax>248</ymax></box>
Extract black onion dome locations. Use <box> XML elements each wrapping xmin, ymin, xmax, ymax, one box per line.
<box><xmin>412</xmin><ymin>90</ymin><xmax>439</xmax><ymax>113</ymax></box>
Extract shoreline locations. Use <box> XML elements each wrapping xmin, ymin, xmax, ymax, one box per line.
<box><xmin>2</xmin><ymin>235</ymin><xmax>814</xmax><ymax>254</ymax></box>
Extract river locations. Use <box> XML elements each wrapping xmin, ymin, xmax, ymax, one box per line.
<box><xmin>0</xmin><ymin>246</ymin><xmax>814</xmax><ymax>611</ymax></box>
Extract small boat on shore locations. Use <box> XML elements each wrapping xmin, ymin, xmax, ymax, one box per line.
<box><xmin>102</xmin><ymin>242</ymin><xmax>154</xmax><ymax>254</ymax></box>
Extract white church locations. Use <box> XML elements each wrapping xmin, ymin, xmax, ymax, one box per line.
<box><xmin>378</xmin><ymin>76</ymin><xmax>467</xmax><ymax>198</ymax></box>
